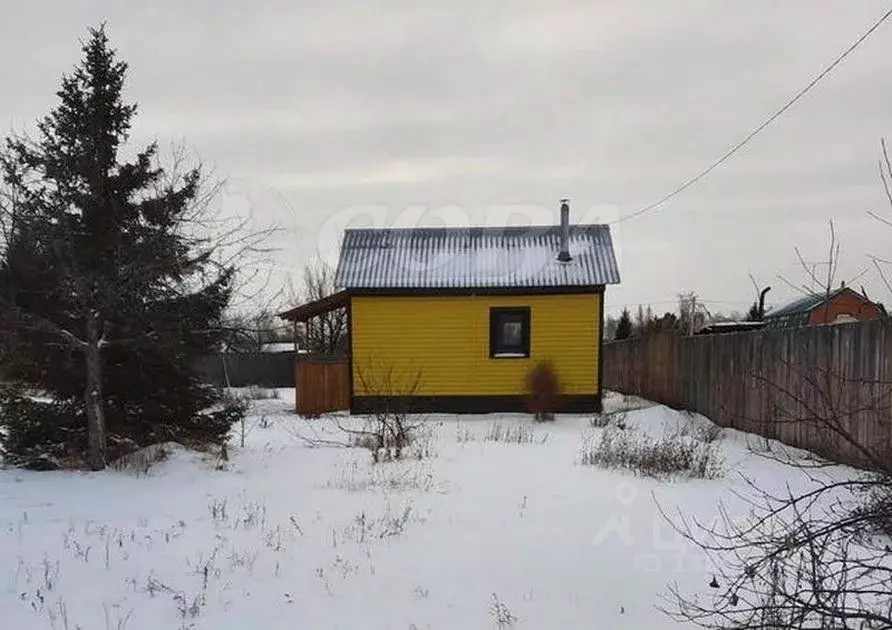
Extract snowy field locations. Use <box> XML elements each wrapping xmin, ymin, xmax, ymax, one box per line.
<box><xmin>0</xmin><ymin>390</ymin><xmax>855</xmax><ymax>629</ymax></box>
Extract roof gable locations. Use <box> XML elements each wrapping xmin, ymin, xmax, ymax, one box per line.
<box><xmin>762</xmin><ymin>287</ymin><xmax>882</xmax><ymax>330</ymax></box>
<box><xmin>765</xmin><ymin>287</ymin><xmax>861</xmax><ymax>320</ymax></box>
<box><xmin>334</xmin><ymin>224</ymin><xmax>620</xmax><ymax>290</ymax></box>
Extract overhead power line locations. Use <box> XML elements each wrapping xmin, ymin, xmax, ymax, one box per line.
<box><xmin>611</xmin><ymin>6</ymin><xmax>892</xmax><ymax>225</ymax></box>
<box><xmin>604</xmin><ymin>299</ymin><xmax>750</xmax><ymax>311</ymax></box>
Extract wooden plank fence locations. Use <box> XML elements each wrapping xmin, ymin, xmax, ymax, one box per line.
<box><xmin>602</xmin><ymin>319</ymin><xmax>892</xmax><ymax>468</ymax></box>
<box><xmin>295</xmin><ymin>358</ymin><xmax>350</xmax><ymax>416</ymax></box>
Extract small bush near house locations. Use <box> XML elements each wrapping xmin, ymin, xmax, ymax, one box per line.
<box><xmin>580</xmin><ymin>425</ymin><xmax>721</xmax><ymax>479</ymax></box>
<box><xmin>525</xmin><ymin>361</ymin><xmax>561</xmax><ymax>422</ymax></box>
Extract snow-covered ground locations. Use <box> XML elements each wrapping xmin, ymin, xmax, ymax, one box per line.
<box><xmin>0</xmin><ymin>391</ymin><xmax>855</xmax><ymax>629</ymax></box>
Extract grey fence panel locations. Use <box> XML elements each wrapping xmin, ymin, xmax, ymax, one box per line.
<box><xmin>602</xmin><ymin>320</ymin><xmax>892</xmax><ymax>468</ymax></box>
<box><xmin>196</xmin><ymin>352</ymin><xmax>296</xmax><ymax>388</ymax></box>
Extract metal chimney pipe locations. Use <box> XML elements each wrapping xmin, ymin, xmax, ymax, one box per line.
<box><xmin>558</xmin><ymin>198</ymin><xmax>571</xmax><ymax>262</ymax></box>
<box><xmin>758</xmin><ymin>286</ymin><xmax>771</xmax><ymax>319</ymax></box>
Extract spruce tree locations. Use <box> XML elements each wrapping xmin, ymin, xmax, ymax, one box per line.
<box><xmin>614</xmin><ymin>308</ymin><xmax>632</xmax><ymax>340</ymax></box>
<box><xmin>0</xmin><ymin>26</ymin><xmax>244</xmax><ymax>470</ymax></box>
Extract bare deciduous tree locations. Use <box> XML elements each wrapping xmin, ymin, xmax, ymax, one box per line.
<box><xmin>300</xmin><ymin>258</ymin><xmax>347</xmax><ymax>355</ymax></box>
<box><xmin>221</xmin><ymin>307</ymin><xmax>292</xmax><ymax>353</ymax></box>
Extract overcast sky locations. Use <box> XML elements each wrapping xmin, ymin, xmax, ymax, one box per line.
<box><xmin>3</xmin><ymin>1</ymin><xmax>892</xmax><ymax>315</ymax></box>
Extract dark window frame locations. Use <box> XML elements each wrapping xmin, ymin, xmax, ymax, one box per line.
<box><xmin>489</xmin><ymin>306</ymin><xmax>531</xmax><ymax>359</ymax></box>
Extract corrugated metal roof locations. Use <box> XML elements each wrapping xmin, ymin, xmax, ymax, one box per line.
<box><xmin>334</xmin><ymin>225</ymin><xmax>620</xmax><ymax>289</ymax></box>
<box><xmin>765</xmin><ymin>291</ymin><xmax>835</xmax><ymax>318</ymax></box>
<box><xmin>762</xmin><ymin>287</ymin><xmax>847</xmax><ymax>329</ymax></box>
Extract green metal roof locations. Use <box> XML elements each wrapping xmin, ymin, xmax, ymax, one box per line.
<box><xmin>762</xmin><ymin>288</ymin><xmax>847</xmax><ymax>329</ymax></box>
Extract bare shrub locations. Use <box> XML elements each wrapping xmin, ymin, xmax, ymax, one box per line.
<box><xmin>524</xmin><ymin>360</ymin><xmax>561</xmax><ymax>422</ymax></box>
<box><xmin>580</xmin><ymin>426</ymin><xmax>721</xmax><ymax>479</ymax></box>
<box><xmin>350</xmin><ymin>360</ymin><xmax>426</xmax><ymax>463</ymax></box>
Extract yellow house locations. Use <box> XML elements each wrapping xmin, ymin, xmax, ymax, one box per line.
<box><xmin>284</xmin><ymin>202</ymin><xmax>620</xmax><ymax>414</ymax></box>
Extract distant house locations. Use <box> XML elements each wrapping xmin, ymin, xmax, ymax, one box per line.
<box><xmin>260</xmin><ymin>342</ymin><xmax>308</xmax><ymax>355</ymax></box>
<box><xmin>762</xmin><ymin>286</ymin><xmax>884</xmax><ymax>330</ymax></box>
<box><xmin>280</xmin><ymin>202</ymin><xmax>621</xmax><ymax>414</ymax></box>
<box><xmin>696</xmin><ymin>321</ymin><xmax>766</xmax><ymax>335</ymax></box>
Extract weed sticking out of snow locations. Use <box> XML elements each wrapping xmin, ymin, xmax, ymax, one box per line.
<box><xmin>490</xmin><ymin>592</ymin><xmax>518</xmax><ymax>628</ymax></box>
<box><xmin>485</xmin><ymin>421</ymin><xmax>547</xmax><ymax>445</ymax></box>
<box><xmin>454</xmin><ymin>419</ymin><xmax>552</xmax><ymax>445</ymax></box>
<box><xmin>455</xmin><ymin>423</ymin><xmax>475</xmax><ymax>444</ymax></box>
<box><xmin>339</xmin><ymin>503</ymin><xmax>418</xmax><ymax>545</ymax></box>
<box><xmin>454</xmin><ymin>421</ymin><xmax>548</xmax><ymax>445</ymax></box>
<box><xmin>324</xmin><ymin>459</ymin><xmax>439</xmax><ymax>493</ymax></box>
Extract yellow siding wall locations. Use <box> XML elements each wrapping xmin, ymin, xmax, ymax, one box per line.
<box><xmin>351</xmin><ymin>293</ymin><xmax>600</xmax><ymax>396</ymax></box>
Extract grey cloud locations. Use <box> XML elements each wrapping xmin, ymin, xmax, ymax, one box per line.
<box><xmin>3</xmin><ymin>0</ymin><xmax>892</xmax><ymax>311</ymax></box>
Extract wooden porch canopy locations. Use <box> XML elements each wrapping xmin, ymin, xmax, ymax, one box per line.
<box><xmin>278</xmin><ymin>290</ymin><xmax>351</xmax><ymax>416</ymax></box>
<box><xmin>278</xmin><ymin>290</ymin><xmax>349</xmax><ymax>323</ymax></box>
